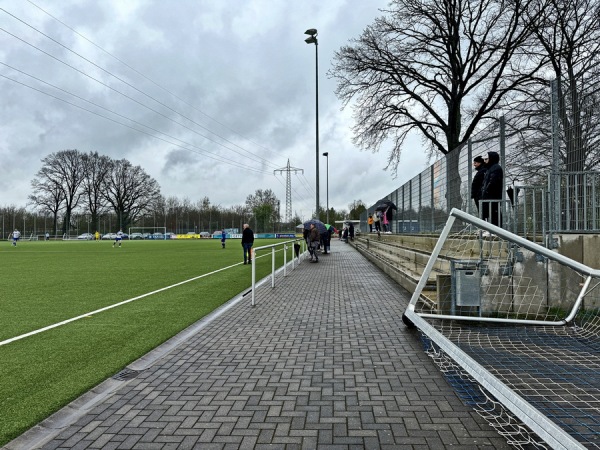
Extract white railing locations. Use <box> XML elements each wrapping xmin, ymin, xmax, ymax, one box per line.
<box><xmin>251</xmin><ymin>238</ymin><xmax>307</xmax><ymax>306</ymax></box>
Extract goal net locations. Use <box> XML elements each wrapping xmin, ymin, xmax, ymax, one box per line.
<box><xmin>128</xmin><ymin>227</ymin><xmax>167</xmax><ymax>240</ymax></box>
<box><xmin>404</xmin><ymin>208</ymin><xmax>600</xmax><ymax>449</ymax></box>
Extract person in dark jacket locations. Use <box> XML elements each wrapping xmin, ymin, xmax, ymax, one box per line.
<box><xmin>480</xmin><ymin>151</ymin><xmax>503</xmax><ymax>226</ymax></box>
<box><xmin>471</xmin><ymin>156</ymin><xmax>487</xmax><ymax>215</ymax></box>
<box><xmin>241</xmin><ymin>224</ymin><xmax>254</xmax><ymax>264</ymax></box>
<box><xmin>309</xmin><ymin>223</ymin><xmax>319</xmax><ymax>263</ymax></box>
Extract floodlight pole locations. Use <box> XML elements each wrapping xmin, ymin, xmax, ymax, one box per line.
<box><xmin>305</xmin><ymin>28</ymin><xmax>319</xmax><ymax>219</ymax></box>
<box><xmin>323</xmin><ymin>152</ymin><xmax>329</xmax><ymax>223</ymax></box>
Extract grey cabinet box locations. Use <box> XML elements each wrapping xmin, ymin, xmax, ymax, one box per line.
<box><xmin>452</xmin><ymin>261</ymin><xmax>481</xmax><ymax>308</ymax></box>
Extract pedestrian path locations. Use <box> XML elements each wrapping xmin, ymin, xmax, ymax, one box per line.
<box><xmin>12</xmin><ymin>239</ymin><xmax>511</xmax><ymax>449</ymax></box>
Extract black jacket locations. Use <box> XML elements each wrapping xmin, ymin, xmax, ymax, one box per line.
<box><xmin>471</xmin><ymin>165</ymin><xmax>486</xmax><ymax>202</ymax></box>
<box><xmin>480</xmin><ymin>152</ymin><xmax>503</xmax><ymax>200</ymax></box>
<box><xmin>241</xmin><ymin>227</ymin><xmax>254</xmax><ymax>245</ymax></box>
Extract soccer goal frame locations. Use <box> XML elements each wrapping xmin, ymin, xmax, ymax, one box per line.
<box><xmin>403</xmin><ymin>208</ymin><xmax>597</xmax><ymax>449</ymax></box>
<box><xmin>128</xmin><ymin>227</ymin><xmax>167</xmax><ymax>240</ymax></box>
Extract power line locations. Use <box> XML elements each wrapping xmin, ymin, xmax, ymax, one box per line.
<box><xmin>25</xmin><ymin>0</ymin><xmax>278</xmax><ymax>161</ymax></box>
<box><xmin>0</xmin><ymin>62</ymin><xmax>269</xmax><ymax>174</ymax></box>
<box><xmin>0</xmin><ymin>7</ymin><xmax>285</xmax><ymax>170</ymax></box>
<box><xmin>0</xmin><ymin>71</ymin><xmax>271</xmax><ymax>175</ymax></box>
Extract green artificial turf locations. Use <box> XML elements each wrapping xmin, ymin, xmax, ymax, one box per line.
<box><xmin>0</xmin><ymin>238</ymin><xmax>293</xmax><ymax>445</ymax></box>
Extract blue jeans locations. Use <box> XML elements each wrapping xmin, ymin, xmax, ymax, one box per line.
<box><xmin>243</xmin><ymin>243</ymin><xmax>253</xmax><ymax>262</ymax></box>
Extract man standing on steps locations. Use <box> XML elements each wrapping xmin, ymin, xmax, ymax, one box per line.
<box><xmin>241</xmin><ymin>224</ymin><xmax>254</xmax><ymax>265</ymax></box>
<box><xmin>480</xmin><ymin>151</ymin><xmax>504</xmax><ymax>227</ymax></box>
<box><xmin>471</xmin><ymin>155</ymin><xmax>487</xmax><ymax>216</ymax></box>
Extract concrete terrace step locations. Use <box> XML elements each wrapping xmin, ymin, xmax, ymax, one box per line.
<box><xmin>353</xmin><ymin>233</ymin><xmax>495</xmax><ymax>311</ymax></box>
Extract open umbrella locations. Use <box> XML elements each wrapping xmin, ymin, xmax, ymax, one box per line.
<box><xmin>375</xmin><ymin>199</ymin><xmax>397</xmax><ymax>211</ymax></box>
<box><xmin>303</xmin><ymin>219</ymin><xmax>327</xmax><ymax>234</ymax></box>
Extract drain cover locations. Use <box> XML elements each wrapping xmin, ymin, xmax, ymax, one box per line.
<box><xmin>112</xmin><ymin>368</ymin><xmax>141</xmax><ymax>381</ymax></box>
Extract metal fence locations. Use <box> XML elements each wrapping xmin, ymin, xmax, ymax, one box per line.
<box><xmin>363</xmin><ymin>78</ymin><xmax>600</xmax><ymax>245</ymax></box>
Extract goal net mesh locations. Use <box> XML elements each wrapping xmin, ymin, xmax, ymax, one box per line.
<box><xmin>405</xmin><ymin>209</ymin><xmax>600</xmax><ymax>449</ymax></box>
<box><xmin>128</xmin><ymin>227</ymin><xmax>167</xmax><ymax>239</ymax></box>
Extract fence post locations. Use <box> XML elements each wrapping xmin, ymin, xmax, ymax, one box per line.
<box><xmin>467</xmin><ymin>139</ymin><xmax>473</xmax><ymax>216</ymax></box>
<box><xmin>499</xmin><ymin>116</ymin><xmax>507</xmax><ymax>231</ymax></box>
<box><xmin>271</xmin><ymin>247</ymin><xmax>275</xmax><ymax>288</ymax></box>
<box><xmin>251</xmin><ymin>249</ymin><xmax>257</xmax><ymax>307</ymax></box>
<box><xmin>418</xmin><ymin>173</ymin><xmax>422</xmax><ymax>231</ymax></box>
<box><xmin>550</xmin><ymin>79</ymin><xmax>561</xmax><ymax>239</ymax></box>
<box><xmin>430</xmin><ymin>164</ymin><xmax>435</xmax><ymax>232</ymax></box>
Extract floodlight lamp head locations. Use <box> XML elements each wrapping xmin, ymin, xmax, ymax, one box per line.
<box><xmin>304</xmin><ymin>28</ymin><xmax>317</xmax><ymax>36</ymax></box>
<box><xmin>323</xmin><ymin>152</ymin><xmax>328</xmax><ymax>157</ymax></box>
<box><xmin>305</xmin><ymin>36</ymin><xmax>317</xmax><ymax>45</ymax></box>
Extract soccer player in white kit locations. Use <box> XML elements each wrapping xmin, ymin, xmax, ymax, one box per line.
<box><xmin>11</xmin><ymin>229</ymin><xmax>21</xmax><ymax>246</ymax></box>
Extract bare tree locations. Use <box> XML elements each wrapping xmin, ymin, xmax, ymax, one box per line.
<box><xmin>102</xmin><ymin>159</ymin><xmax>161</xmax><ymax>231</ymax></box>
<box><xmin>509</xmin><ymin>0</ymin><xmax>600</xmax><ymax>178</ymax></box>
<box><xmin>29</xmin><ymin>177</ymin><xmax>65</xmax><ymax>236</ymax></box>
<box><xmin>31</xmin><ymin>150</ymin><xmax>86</xmax><ymax>235</ymax></box>
<box><xmin>81</xmin><ymin>152</ymin><xmax>112</xmax><ymax>233</ymax></box>
<box><xmin>330</xmin><ymin>0</ymin><xmax>544</xmax><ymax>210</ymax></box>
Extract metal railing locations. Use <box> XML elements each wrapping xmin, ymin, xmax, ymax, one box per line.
<box><xmin>250</xmin><ymin>238</ymin><xmax>307</xmax><ymax>306</ymax></box>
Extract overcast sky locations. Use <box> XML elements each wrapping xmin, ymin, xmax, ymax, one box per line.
<box><xmin>1</xmin><ymin>0</ymin><xmax>427</xmax><ymax>220</ymax></box>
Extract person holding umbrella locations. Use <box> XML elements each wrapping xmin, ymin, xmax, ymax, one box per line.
<box><xmin>376</xmin><ymin>200</ymin><xmax>397</xmax><ymax>234</ymax></box>
<box><xmin>309</xmin><ymin>223</ymin><xmax>320</xmax><ymax>263</ymax></box>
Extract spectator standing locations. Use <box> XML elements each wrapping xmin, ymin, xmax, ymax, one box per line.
<box><xmin>384</xmin><ymin>207</ymin><xmax>394</xmax><ymax>234</ymax></box>
<box><xmin>309</xmin><ymin>223</ymin><xmax>319</xmax><ymax>263</ymax></box>
<box><xmin>471</xmin><ymin>156</ymin><xmax>487</xmax><ymax>215</ymax></box>
<box><xmin>320</xmin><ymin>228</ymin><xmax>330</xmax><ymax>254</ymax></box>
<box><xmin>480</xmin><ymin>151</ymin><xmax>504</xmax><ymax>226</ymax></box>
<box><xmin>373</xmin><ymin>212</ymin><xmax>381</xmax><ymax>233</ymax></box>
<box><xmin>220</xmin><ymin>229</ymin><xmax>226</xmax><ymax>249</ymax></box>
<box><xmin>368</xmin><ymin>214</ymin><xmax>374</xmax><ymax>233</ymax></box>
<box><xmin>241</xmin><ymin>224</ymin><xmax>254</xmax><ymax>264</ymax></box>
<box><xmin>348</xmin><ymin>223</ymin><xmax>355</xmax><ymax>241</ymax></box>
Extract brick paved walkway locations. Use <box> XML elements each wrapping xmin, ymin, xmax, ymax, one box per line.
<box><xmin>11</xmin><ymin>240</ymin><xmax>510</xmax><ymax>449</ymax></box>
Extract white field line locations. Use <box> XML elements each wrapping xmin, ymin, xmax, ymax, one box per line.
<box><xmin>0</xmin><ymin>258</ymin><xmax>257</xmax><ymax>348</ymax></box>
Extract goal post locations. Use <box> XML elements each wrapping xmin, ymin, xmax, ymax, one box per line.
<box><xmin>403</xmin><ymin>208</ymin><xmax>598</xmax><ymax>449</ymax></box>
<box><xmin>128</xmin><ymin>227</ymin><xmax>167</xmax><ymax>240</ymax></box>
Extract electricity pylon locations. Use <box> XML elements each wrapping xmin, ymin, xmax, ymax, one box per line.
<box><xmin>274</xmin><ymin>159</ymin><xmax>303</xmax><ymax>223</ymax></box>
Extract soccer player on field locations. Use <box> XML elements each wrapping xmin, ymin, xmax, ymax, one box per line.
<box><xmin>11</xmin><ymin>229</ymin><xmax>21</xmax><ymax>247</ymax></box>
<box><xmin>113</xmin><ymin>230</ymin><xmax>124</xmax><ymax>248</ymax></box>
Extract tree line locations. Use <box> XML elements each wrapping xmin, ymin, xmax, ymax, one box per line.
<box><xmin>0</xmin><ymin>149</ymin><xmax>367</xmax><ymax>237</ymax></box>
